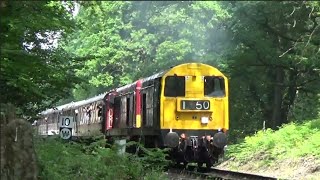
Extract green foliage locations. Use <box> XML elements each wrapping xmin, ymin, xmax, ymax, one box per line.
<box><xmin>220</xmin><ymin>1</ymin><xmax>320</xmax><ymax>133</ymax></box>
<box><xmin>63</xmin><ymin>2</ymin><xmax>320</xmax><ymax>135</ymax></box>
<box><xmin>126</xmin><ymin>141</ymin><xmax>170</xmax><ymax>171</ymax></box>
<box><xmin>290</xmin><ymin>93</ymin><xmax>320</xmax><ymax>121</ymax></box>
<box><xmin>62</xmin><ymin>1</ymin><xmax>229</xmax><ymax>100</ymax></box>
<box><xmin>226</xmin><ymin>118</ymin><xmax>320</xmax><ymax>165</ymax></box>
<box><xmin>0</xmin><ymin>1</ymin><xmax>81</xmax><ymax>116</ymax></box>
<box><xmin>35</xmin><ymin>137</ymin><xmax>168</xmax><ymax>180</ymax></box>
<box><xmin>3</xmin><ymin>0</ymin><xmax>319</xmax><ymax>146</ymax></box>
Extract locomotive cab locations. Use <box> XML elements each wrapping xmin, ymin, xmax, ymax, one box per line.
<box><xmin>161</xmin><ymin>63</ymin><xmax>229</xmax><ymax>168</ymax></box>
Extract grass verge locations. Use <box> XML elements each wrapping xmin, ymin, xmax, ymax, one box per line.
<box><xmin>219</xmin><ymin>118</ymin><xmax>320</xmax><ymax>179</ymax></box>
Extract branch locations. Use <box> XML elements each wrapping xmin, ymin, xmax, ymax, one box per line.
<box><xmin>242</xmin><ymin>7</ymin><xmax>319</xmax><ymax>46</ymax></box>
<box><xmin>71</xmin><ymin>55</ymin><xmax>104</xmax><ymax>62</ymax></box>
<box><xmin>244</xmin><ymin>63</ymin><xmax>294</xmax><ymax>71</ymax></box>
<box><xmin>279</xmin><ymin>46</ymin><xmax>295</xmax><ymax>58</ymax></box>
<box><xmin>297</xmin><ymin>87</ymin><xmax>317</xmax><ymax>94</ymax></box>
<box><xmin>304</xmin><ymin>24</ymin><xmax>319</xmax><ymax>48</ymax></box>
<box><xmin>266</xmin><ymin>21</ymin><xmax>303</xmax><ymax>43</ymax></box>
<box><xmin>297</xmin><ymin>78</ymin><xmax>320</xmax><ymax>87</ymax></box>
<box><xmin>309</xmin><ymin>6</ymin><xmax>314</xmax><ymax>18</ymax></box>
<box><xmin>289</xmin><ymin>6</ymin><xmax>296</xmax><ymax>16</ymax></box>
<box><xmin>1</xmin><ymin>49</ymin><xmax>36</xmax><ymax>57</ymax></box>
<box><xmin>242</xmin><ymin>40</ymin><xmax>294</xmax><ymax>70</ymax></box>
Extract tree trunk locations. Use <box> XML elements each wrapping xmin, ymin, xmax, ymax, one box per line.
<box><xmin>281</xmin><ymin>69</ymin><xmax>298</xmax><ymax>123</ymax></box>
<box><xmin>0</xmin><ymin>105</ymin><xmax>38</xmax><ymax>180</ymax></box>
<box><xmin>271</xmin><ymin>67</ymin><xmax>285</xmax><ymax>129</ymax></box>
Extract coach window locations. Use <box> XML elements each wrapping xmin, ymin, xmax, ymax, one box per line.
<box><xmin>204</xmin><ymin>76</ymin><xmax>225</xmax><ymax>97</ymax></box>
<box><xmin>98</xmin><ymin>105</ymin><xmax>102</xmax><ymax>117</ymax></box>
<box><xmin>164</xmin><ymin>76</ymin><xmax>185</xmax><ymax>97</ymax></box>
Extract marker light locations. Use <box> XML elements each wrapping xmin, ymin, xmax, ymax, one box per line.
<box><xmin>201</xmin><ymin>117</ymin><xmax>209</xmax><ymax>124</ymax></box>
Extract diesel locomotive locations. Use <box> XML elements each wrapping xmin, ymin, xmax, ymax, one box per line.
<box><xmin>38</xmin><ymin>63</ymin><xmax>229</xmax><ymax>168</ymax></box>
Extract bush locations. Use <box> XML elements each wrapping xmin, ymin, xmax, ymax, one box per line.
<box><xmin>35</xmin><ymin>137</ymin><xmax>168</xmax><ymax>180</ymax></box>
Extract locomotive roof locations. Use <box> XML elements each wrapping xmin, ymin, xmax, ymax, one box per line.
<box><xmin>141</xmin><ymin>70</ymin><xmax>166</xmax><ymax>83</ymax></box>
<box><xmin>116</xmin><ymin>71</ymin><xmax>167</xmax><ymax>92</ymax></box>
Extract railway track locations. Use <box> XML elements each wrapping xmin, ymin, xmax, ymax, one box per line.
<box><xmin>168</xmin><ymin>165</ymin><xmax>278</xmax><ymax>180</ymax></box>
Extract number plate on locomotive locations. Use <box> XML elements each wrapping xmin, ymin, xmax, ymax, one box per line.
<box><xmin>180</xmin><ymin>100</ymin><xmax>210</xmax><ymax>110</ymax></box>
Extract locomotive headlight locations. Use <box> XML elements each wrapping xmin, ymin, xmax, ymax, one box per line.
<box><xmin>201</xmin><ymin>117</ymin><xmax>209</xmax><ymax>124</ymax></box>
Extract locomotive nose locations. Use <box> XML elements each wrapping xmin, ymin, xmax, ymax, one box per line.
<box><xmin>212</xmin><ymin>132</ymin><xmax>227</xmax><ymax>148</ymax></box>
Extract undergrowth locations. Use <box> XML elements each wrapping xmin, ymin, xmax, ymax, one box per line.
<box><xmin>226</xmin><ymin>118</ymin><xmax>320</xmax><ymax>164</ymax></box>
<box><xmin>35</xmin><ymin>137</ymin><xmax>169</xmax><ymax>180</ymax></box>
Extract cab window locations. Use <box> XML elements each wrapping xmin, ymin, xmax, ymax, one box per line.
<box><xmin>204</xmin><ymin>76</ymin><xmax>225</xmax><ymax>97</ymax></box>
<box><xmin>164</xmin><ymin>76</ymin><xmax>185</xmax><ymax>97</ymax></box>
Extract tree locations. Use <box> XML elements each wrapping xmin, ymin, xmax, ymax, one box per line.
<box><xmin>221</xmin><ymin>1</ymin><xmax>320</xmax><ymax>130</ymax></box>
<box><xmin>0</xmin><ymin>1</ymin><xmax>80</xmax><ymax>117</ymax></box>
<box><xmin>58</xmin><ymin>1</ymin><xmax>319</xmax><ymax>140</ymax></box>
<box><xmin>63</xmin><ymin>1</ymin><xmax>229</xmax><ymax>99</ymax></box>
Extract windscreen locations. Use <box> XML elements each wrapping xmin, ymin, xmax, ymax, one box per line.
<box><xmin>204</xmin><ymin>76</ymin><xmax>225</xmax><ymax>97</ymax></box>
<box><xmin>164</xmin><ymin>76</ymin><xmax>185</xmax><ymax>97</ymax></box>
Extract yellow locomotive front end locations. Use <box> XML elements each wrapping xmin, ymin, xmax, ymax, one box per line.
<box><xmin>160</xmin><ymin>63</ymin><xmax>229</xmax><ymax>167</ymax></box>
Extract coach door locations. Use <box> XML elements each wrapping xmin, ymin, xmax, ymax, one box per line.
<box><xmin>112</xmin><ymin>96</ymin><xmax>121</xmax><ymax>128</ymax></box>
<box><xmin>119</xmin><ymin>96</ymin><xmax>127</xmax><ymax>128</ymax></box>
<box><xmin>141</xmin><ymin>86</ymin><xmax>154</xmax><ymax>127</ymax></box>
<box><xmin>127</xmin><ymin>94</ymin><xmax>135</xmax><ymax>128</ymax></box>
<box><xmin>105</xmin><ymin>93</ymin><xmax>115</xmax><ymax>131</ymax></box>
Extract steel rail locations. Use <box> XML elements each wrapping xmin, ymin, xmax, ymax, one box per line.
<box><xmin>168</xmin><ymin>165</ymin><xmax>278</xmax><ymax>180</ymax></box>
